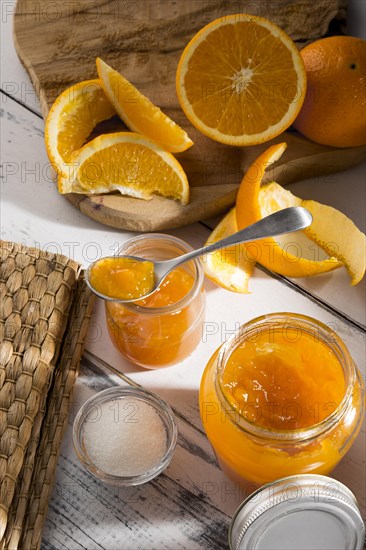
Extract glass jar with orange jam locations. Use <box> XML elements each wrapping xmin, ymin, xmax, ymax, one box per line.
<box><xmin>105</xmin><ymin>234</ymin><xmax>205</xmax><ymax>369</ymax></box>
<box><xmin>200</xmin><ymin>313</ymin><xmax>364</xmax><ymax>486</ymax></box>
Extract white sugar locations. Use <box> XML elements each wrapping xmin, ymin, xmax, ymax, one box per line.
<box><xmin>83</xmin><ymin>398</ymin><xmax>167</xmax><ymax>477</ymax></box>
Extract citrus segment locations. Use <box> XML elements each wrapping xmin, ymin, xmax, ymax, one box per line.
<box><xmin>59</xmin><ymin>132</ymin><xmax>189</xmax><ymax>203</ymax></box>
<box><xmin>45</xmin><ymin>79</ymin><xmax>115</xmax><ymax>177</ymax></box>
<box><xmin>236</xmin><ymin>143</ymin><xmax>365</xmax><ymax>283</ymax></box>
<box><xmin>96</xmin><ymin>58</ymin><xmax>193</xmax><ymax>153</ymax></box>
<box><xmin>203</xmin><ymin>208</ymin><xmax>255</xmax><ymax>293</ymax></box>
<box><xmin>176</xmin><ymin>15</ymin><xmax>306</xmax><ymax>145</ymax></box>
<box><xmin>293</xmin><ymin>36</ymin><xmax>366</xmax><ymax>147</ymax></box>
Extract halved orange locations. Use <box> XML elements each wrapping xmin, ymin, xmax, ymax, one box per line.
<box><xmin>176</xmin><ymin>14</ymin><xmax>306</xmax><ymax>145</ymax></box>
<box><xmin>45</xmin><ymin>79</ymin><xmax>115</xmax><ymax>177</ymax></box>
<box><xmin>97</xmin><ymin>58</ymin><xmax>193</xmax><ymax>153</ymax></box>
<box><xmin>236</xmin><ymin>143</ymin><xmax>365</xmax><ymax>285</ymax></box>
<box><xmin>59</xmin><ymin>132</ymin><xmax>189</xmax><ymax>203</ymax></box>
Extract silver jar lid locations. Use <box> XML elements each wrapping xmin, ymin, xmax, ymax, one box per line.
<box><xmin>229</xmin><ymin>475</ymin><xmax>365</xmax><ymax>550</ymax></box>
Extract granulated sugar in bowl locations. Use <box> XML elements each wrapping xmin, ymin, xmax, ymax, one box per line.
<box><xmin>73</xmin><ymin>387</ymin><xmax>178</xmax><ymax>485</ymax></box>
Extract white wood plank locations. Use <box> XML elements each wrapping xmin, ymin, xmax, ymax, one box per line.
<box><xmin>0</xmin><ymin>93</ymin><xmax>213</xmax><ymax>264</ymax></box>
<box><xmin>0</xmin><ymin>94</ymin><xmax>141</xmax><ymax>258</ymax></box>
<box><xmin>286</xmin><ymin>163</ymin><xmax>366</xmax><ymax>327</ymax></box>
<box><xmin>2</xmin><ymin>5</ymin><xmax>366</xmax><ymax>545</ymax></box>
<box><xmin>73</xmin><ymin>362</ymin><xmax>246</xmax><ymax>517</ymax></box>
<box><xmin>2</xmin><ymin>89</ymin><xmax>365</xmax><ymax>326</ymax></box>
<box><xmin>348</xmin><ymin>0</ymin><xmax>366</xmax><ymax>39</ymax></box>
<box><xmin>42</xmin><ymin>335</ymin><xmax>365</xmax><ymax>550</ymax></box>
<box><xmin>82</xmin><ymin>351</ymin><xmax>366</xmax><ymax>519</ymax></box>
<box><xmin>85</xmin><ymin>279</ymin><xmax>366</xmax><ymax>519</ymax></box>
<box><xmin>2</xmin><ymin>89</ymin><xmax>366</xmax><ymax>546</ymax></box>
<box><xmin>0</xmin><ymin>3</ymin><xmax>42</xmax><ymax>114</ymax></box>
<box><xmin>42</xmin><ymin>367</ymin><xmax>231</xmax><ymax>550</ymax></box>
<box><xmin>86</xmin><ymin>274</ymin><xmax>366</xmax><ymax>398</ymax></box>
<box><xmin>1</xmin><ymin>2</ymin><xmax>365</xmax><ymax>329</ymax></box>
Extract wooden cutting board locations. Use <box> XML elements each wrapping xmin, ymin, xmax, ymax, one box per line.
<box><xmin>13</xmin><ymin>0</ymin><xmax>365</xmax><ymax>231</ymax></box>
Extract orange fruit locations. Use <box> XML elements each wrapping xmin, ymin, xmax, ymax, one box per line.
<box><xmin>293</xmin><ymin>36</ymin><xmax>366</xmax><ymax>147</ymax></box>
<box><xmin>45</xmin><ymin>79</ymin><xmax>115</xmax><ymax>177</ymax></box>
<box><xmin>235</xmin><ymin>143</ymin><xmax>365</xmax><ymax>285</ymax></box>
<box><xmin>203</xmin><ymin>208</ymin><xmax>255</xmax><ymax>293</ymax></box>
<box><xmin>96</xmin><ymin>58</ymin><xmax>193</xmax><ymax>153</ymax></box>
<box><xmin>176</xmin><ymin>14</ymin><xmax>306</xmax><ymax>146</ymax></box>
<box><xmin>59</xmin><ymin>132</ymin><xmax>189</xmax><ymax>203</ymax></box>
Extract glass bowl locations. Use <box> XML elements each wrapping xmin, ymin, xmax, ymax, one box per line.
<box><xmin>73</xmin><ymin>386</ymin><xmax>178</xmax><ymax>486</ymax></box>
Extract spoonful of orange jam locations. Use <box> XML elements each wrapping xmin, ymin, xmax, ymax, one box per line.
<box><xmin>86</xmin><ymin>207</ymin><xmax>312</xmax><ymax>302</ymax></box>
<box><xmin>88</xmin><ymin>257</ymin><xmax>155</xmax><ymax>301</ymax></box>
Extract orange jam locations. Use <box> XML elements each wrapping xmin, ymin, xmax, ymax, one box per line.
<box><xmin>135</xmin><ymin>267</ymin><xmax>193</xmax><ymax>307</ymax></box>
<box><xmin>200</xmin><ymin>314</ymin><xmax>364</xmax><ymax>485</ymax></box>
<box><xmin>105</xmin><ymin>246</ymin><xmax>205</xmax><ymax>368</ymax></box>
<box><xmin>222</xmin><ymin>329</ymin><xmax>346</xmax><ymax>430</ymax></box>
<box><xmin>89</xmin><ymin>257</ymin><xmax>154</xmax><ymax>300</ymax></box>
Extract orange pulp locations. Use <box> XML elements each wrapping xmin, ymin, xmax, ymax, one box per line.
<box><xmin>89</xmin><ymin>257</ymin><xmax>155</xmax><ymax>300</ymax></box>
<box><xmin>106</xmin><ymin>267</ymin><xmax>205</xmax><ymax>368</ymax></box>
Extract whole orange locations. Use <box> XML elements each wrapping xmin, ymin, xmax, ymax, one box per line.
<box><xmin>293</xmin><ymin>36</ymin><xmax>366</xmax><ymax>148</ymax></box>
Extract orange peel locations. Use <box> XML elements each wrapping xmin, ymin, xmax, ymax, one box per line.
<box><xmin>235</xmin><ymin>143</ymin><xmax>365</xmax><ymax>285</ymax></box>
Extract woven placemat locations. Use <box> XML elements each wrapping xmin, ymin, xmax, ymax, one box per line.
<box><xmin>0</xmin><ymin>241</ymin><xmax>95</xmax><ymax>549</ymax></box>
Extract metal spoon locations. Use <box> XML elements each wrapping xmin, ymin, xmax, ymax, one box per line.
<box><xmin>85</xmin><ymin>206</ymin><xmax>312</xmax><ymax>303</ymax></box>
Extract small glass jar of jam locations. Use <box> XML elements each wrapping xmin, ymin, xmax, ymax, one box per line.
<box><xmin>105</xmin><ymin>234</ymin><xmax>206</xmax><ymax>369</ymax></box>
<box><xmin>199</xmin><ymin>312</ymin><xmax>364</xmax><ymax>486</ymax></box>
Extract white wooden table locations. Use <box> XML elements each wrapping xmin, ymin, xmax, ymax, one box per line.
<box><xmin>1</xmin><ymin>3</ymin><xmax>365</xmax><ymax>548</ymax></box>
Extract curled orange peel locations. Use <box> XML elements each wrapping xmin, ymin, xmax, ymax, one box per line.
<box><xmin>235</xmin><ymin>142</ymin><xmax>365</xmax><ymax>285</ymax></box>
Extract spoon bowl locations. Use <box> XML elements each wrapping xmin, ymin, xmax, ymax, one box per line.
<box><xmin>85</xmin><ymin>255</ymin><xmax>154</xmax><ymax>302</ymax></box>
<box><xmin>85</xmin><ymin>206</ymin><xmax>312</xmax><ymax>303</ymax></box>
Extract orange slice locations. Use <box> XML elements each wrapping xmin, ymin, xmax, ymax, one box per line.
<box><xmin>236</xmin><ymin>143</ymin><xmax>365</xmax><ymax>285</ymax></box>
<box><xmin>96</xmin><ymin>58</ymin><xmax>193</xmax><ymax>153</ymax></box>
<box><xmin>59</xmin><ymin>132</ymin><xmax>189</xmax><ymax>203</ymax></box>
<box><xmin>203</xmin><ymin>208</ymin><xmax>255</xmax><ymax>293</ymax></box>
<box><xmin>45</xmin><ymin>79</ymin><xmax>115</xmax><ymax>178</ymax></box>
<box><xmin>176</xmin><ymin>14</ymin><xmax>306</xmax><ymax>145</ymax></box>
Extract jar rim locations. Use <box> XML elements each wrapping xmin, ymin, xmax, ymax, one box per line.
<box><xmin>215</xmin><ymin>312</ymin><xmax>356</xmax><ymax>442</ymax></box>
<box><xmin>115</xmin><ymin>233</ymin><xmax>204</xmax><ymax>315</ymax></box>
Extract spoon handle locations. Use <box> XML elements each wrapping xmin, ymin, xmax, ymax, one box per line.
<box><xmin>164</xmin><ymin>206</ymin><xmax>312</xmax><ymax>271</ymax></box>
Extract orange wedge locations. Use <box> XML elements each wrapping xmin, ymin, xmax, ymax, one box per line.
<box><xmin>96</xmin><ymin>58</ymin><xmax>193</xmax><ymax>153</ymax></box>
<box><xmin>203</xmin><ymin>208</ymin><xmax>255</xmax><ymax>293</ymax></box>
<box><xmin>176</xmin><ymin>14</ymin><xmax>306</xmax><ymax>146</ymax></box>
<box><xmin>45</xmin><ymin>79</ymin><xmax>115</xmax><ymax>177</ymax></box>
<box><xmin>59</xmin><ymin>132</ymin><xmax>189</xmax><ymax>203</ymax></box>
<box><xmin>236</xmin><ymin>143</ymin><xmax>366</xmax><ymax>285</ymax></box>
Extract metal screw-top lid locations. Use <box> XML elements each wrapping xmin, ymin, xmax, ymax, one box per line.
<box><xmin>229</xmin><ymin>475</ymin><xmax>365</xmax><ymax>550</ymax></box>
